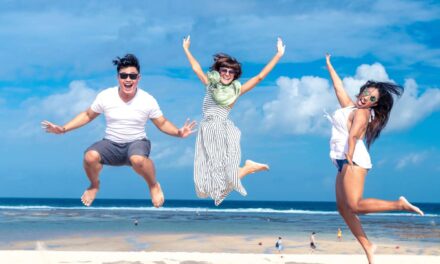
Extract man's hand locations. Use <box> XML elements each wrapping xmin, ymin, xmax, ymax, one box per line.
<box><xmin>177</xmin><ymin>119</ymin><xmax>197</xmax><ymax>138</ymax></box>
<box><xmin>41</xmin><ymin>120</ymin><xmax>65</xmax><ymax>134</ymax></box>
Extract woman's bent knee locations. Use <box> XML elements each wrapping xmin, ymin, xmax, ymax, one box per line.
<box><xmin>347</xmin><ymin>202</ymin><xmax>361</xmax><ymax>214</ymax></box>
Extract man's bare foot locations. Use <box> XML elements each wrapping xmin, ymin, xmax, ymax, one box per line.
<box><xmin>245</xmin><ymin>160</ymin><xmax>270</xmax><ymax>174</ymax></box>
<box><xmin>81</xmin><ymin>186</ymin><xmax>99</xmax><ymax>207</ymax></box>
<box><xmin>366</xmin><ymin>243</ymin><xmax>377</xmax><ymax>264</ymax></box>
<box><xmin>150</xmin><ymin>182</ymin><xmax>164</xmax><ymax>208</ymax></box>
<box><xmin>399</xmin><ymin>196</ymin><xmax>424</xmax><ymax>216</ymax></box>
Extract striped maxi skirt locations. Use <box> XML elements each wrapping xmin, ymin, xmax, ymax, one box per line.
<box><xmin>194</xmin><ymin>116</ymin><xmax>247</xmax><ymax>205</ymax></box>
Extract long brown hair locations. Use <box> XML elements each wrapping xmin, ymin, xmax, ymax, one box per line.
<box><xmin>359</xmin><ymin>81</ymin><xmax>404</xmax><ymax>148</ymax></box>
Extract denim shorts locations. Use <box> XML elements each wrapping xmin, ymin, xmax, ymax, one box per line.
<box><xmin>85</xmin><ymin>138</ymin><xmax>151</xmax><ymax>166</ymax></box>
<box><xmin>333</xmin><ymin>159</ymin><xmax>359</xmax><ymax>172</ymax></box>
<box><xmin>332</xmin><ymin>159</ymin><xmax>359</xmax><ymax>172</ymax></box>
<box><xmin>334</xmin><ymin>159</ymin><xmax>348</xmax><ymax>172</ymax></box>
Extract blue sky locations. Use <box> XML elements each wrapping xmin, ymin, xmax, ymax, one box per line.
<box><xmin>1</xmin><ymin>0</ymin><xmax>439</xmax><ymax>203</ymax></box>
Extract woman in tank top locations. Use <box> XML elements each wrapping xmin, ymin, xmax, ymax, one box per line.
<box><xmin>325</xmin><ymin>54</ymin><xmax>424</xmax><ymax>264</ymax></box>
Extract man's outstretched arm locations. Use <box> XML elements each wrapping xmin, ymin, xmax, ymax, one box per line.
<box><xmin>42</xmin><ymin>108</ymin><xmax>100</xmax><ymax>134</ymax></box>
<box><xmin>151</xmin><ymin>116</ymin><xmax>196</xmax><ymax>138</ymax></box>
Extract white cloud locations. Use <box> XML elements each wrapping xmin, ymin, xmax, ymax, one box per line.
<box><xmin>388</xmin><ymin>79</ymin><xmax>440</xmax><ymax>130</ymax></box>
<box><xmin>262</xmin><ymin>63</ymin><xmax>440</xmax><ymax>134</ymax></box>
<box><xmin>396</xmin><ymin>152</ymin><xmax>427</xmax><ymax>170</ymax></box>
<box><xmin>7</xmin><ymin>81</ymin><xmax>98</xmax><ymax>138</ymax></box>
<box><xmin>354</xmin><ymin>63</ymin><xmax>391</xmax><ymax>82</ymax></box>
<box><xmin>32</xmin><ymin>81</ymin><xmax>97</xmax><ymax>120</ymax></box>
<box><xmin>342</xmin><ymin>63</ymin><xmax>393</xmax><ymax>97</ymax></box>
<box><xmin>262</xmin><ymin>76</ymin><xmax>334</xmax><ymax>134</ymax></box>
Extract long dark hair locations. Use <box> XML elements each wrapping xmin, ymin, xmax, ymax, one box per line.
<box><xmin>359</xmin><ymin>81</ymin><xmax>403</xmax><ymax>148</ymax></box>
<box><xmin>210</xmin><ymin>53</ymin><xmax>242</xmax><ymax>80</ymax></box>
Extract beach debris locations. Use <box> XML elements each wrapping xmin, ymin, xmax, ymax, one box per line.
<box><xmin>35</xmin><ymin>241</ymin><xmax>47</xmax><ymax>251</ymax></box>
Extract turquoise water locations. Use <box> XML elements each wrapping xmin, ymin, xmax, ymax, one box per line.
<box><xmin>0</xmin><ymin>198</ymin><xmax>438</xmax><ymax>246</ymax></box>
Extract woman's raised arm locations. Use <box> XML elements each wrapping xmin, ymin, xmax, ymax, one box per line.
<box><xmin>183</xmin><ymin>35</ymin><xmax>208</xmax><ymax>85</ymax></box>
<box><xmin>326</xmin><ymin>54</ymin><xmax>354</xmax><ymax>108</ymax></box>
<box><xmin>240</xmin><ymin>37</ymin><xmax>285</xmax><ymax>95</ymax></box>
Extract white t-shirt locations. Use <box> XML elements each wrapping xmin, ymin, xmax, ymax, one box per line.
<box><xmin>90</xmin><ymin>86</ymin><xmax>163</xmax><ymax>143</ymax></box>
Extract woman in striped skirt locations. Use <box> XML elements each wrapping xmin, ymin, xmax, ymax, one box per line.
<box><xmin>183</xmin><ymin>36</ymin><xmax>285</xmax><ymax>205</ymax></box>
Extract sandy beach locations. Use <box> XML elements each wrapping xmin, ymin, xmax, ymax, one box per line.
<box><xmin>1</xmin><ymin>233</ymin><xmax>439</xmax><ymax>264</ymax></box>
<box><xmin>3</xmin><ymin>233</ymin><xmax>439</xmax><ymax>254</ymax></box>
<box><xmin>1</xmin><ymin>250</ymin><xmax>439</xmax><ymax>264</ymax></box>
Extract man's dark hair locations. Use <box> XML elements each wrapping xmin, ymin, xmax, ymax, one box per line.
<box><xmin>112</xmin><ymin>54</ymin><xmax>140</xmax><ymax>72</ymax></box>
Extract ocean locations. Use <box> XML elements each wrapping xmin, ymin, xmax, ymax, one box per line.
<box><xmin>0</xmin><ymin>198</ymin><xmax>438</xmax><ymax>247</ymax></box>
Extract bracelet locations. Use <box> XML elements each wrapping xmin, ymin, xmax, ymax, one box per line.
<box><xmin>62</xmin><ymin>127</ymin><xmax>67</xmax><ymax>134</ymax></box>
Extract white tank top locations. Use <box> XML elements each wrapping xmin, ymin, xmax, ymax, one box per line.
<box><xmin>325</xmin><ymin>106</ymin><xmax>373</xmax><ymax>169</ymax></box>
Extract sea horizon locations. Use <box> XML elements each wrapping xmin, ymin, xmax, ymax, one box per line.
<box><xmin>0</xmin><ymin>197</ymin><xmax>439</xmax><ymax>215</ymax></box>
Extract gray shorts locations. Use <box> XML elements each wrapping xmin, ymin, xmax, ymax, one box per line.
<box><xmin>85</xmin><ymin>138</ymin><xmax>151</xmax><ymax>166</ymax></box>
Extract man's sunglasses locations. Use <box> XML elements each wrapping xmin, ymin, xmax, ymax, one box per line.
<box><xmin>119</xmin><ymin>73</ymin><xmax>139</xmax><ymax>80</ymax></box>
<box><xmin>362</xmin><ymin>90</ymin><xmax>377</xmax><ymax>103</ymax></box>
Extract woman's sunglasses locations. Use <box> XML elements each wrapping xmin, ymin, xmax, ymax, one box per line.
<box><xmin>219</xmin><ymin>67</ymin><xmax>237</xmax><ymax>75</ymax></box>
<box><xmin>362</xmin><ymin>90</ymin><xmax>377</xmax><ymax>103</ymax></box>
<box><xmin>119</xmin><ymin>73</ymin><xmax>139</xmax><ymax>80</ymax></box>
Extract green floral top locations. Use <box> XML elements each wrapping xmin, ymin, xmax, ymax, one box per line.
<box><xmin>206</xmin><ymin>71</ymin><xmax>241</xmax><ymax>106</ymax></box>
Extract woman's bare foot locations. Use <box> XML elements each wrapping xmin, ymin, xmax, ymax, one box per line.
<box><xmin>245</xmin><ymin>160</ymin><xmax>270</xmax><ymax>174</ymax></box>
<box><xmin>81</xmin><ymin>186</ymin><xmax>99</xmax><ymax>207</ymax></box>
<box><xmin>150</xmin><ymin>182</ymin><xmax>164</xmax><ymax>208</ymax></box>
<box><xmin>399</xmin><ymin>196</ymin><xmax>424</xmax><ymax>216</ymax></box>
<box><xmin>366</xmin><ymin>243</ymin><xmax>377</xmax><ymax>264</ymax></box>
